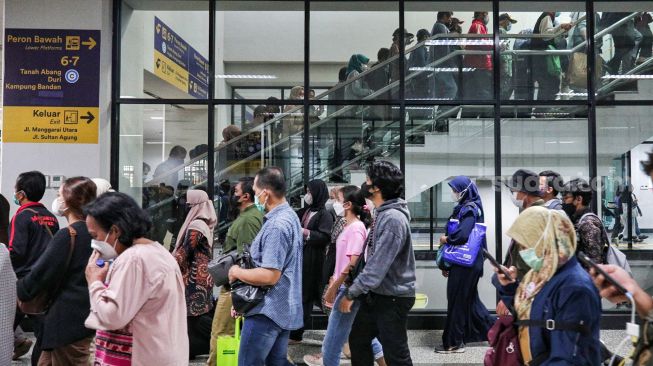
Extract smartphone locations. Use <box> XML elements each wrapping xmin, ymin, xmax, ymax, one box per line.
<box><xmin>483</xmin><ymin>249</ymin><xmax>514</xmax><ymax>280</ymax></box>
<box><xmin>577</xmin><ymin>251</ymin><xmax>629</xmax><ymax>295</ymax></box>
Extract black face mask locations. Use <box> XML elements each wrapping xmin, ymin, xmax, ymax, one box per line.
<box><xmin>361</xmin><ymin>183</ymin><xmax>374</xmax><ymax>199</ymax></box>
<box><xmin>561</xmin><ymin>203</ymin><xmax>576</xmax><ymax>218</ymax></box>
<box><xmin>230</xmin><ymin>194</ymin><xmax>242</xmax><ymax>208</ymax></box>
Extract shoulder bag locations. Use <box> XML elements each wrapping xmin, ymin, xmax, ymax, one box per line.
<box><xmin>230</xmin><ymin>245</ymin><xmax>269</xmax><ymax>314</ymax></box>
<box><xmin>18</xmin><ymin>225</ymin><xmax>77</xmax><ymax>315</ymax></box>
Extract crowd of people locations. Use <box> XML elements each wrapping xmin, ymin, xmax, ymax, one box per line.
<box><xmin>2</xmin><ymin>157</ymin><xmax>653</xmax><ymax>366</ymax></box>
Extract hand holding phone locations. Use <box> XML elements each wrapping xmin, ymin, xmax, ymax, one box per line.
<box><xmin>577</xmin><ymin>251</ymin><xmax>629</xmax><ymax>295</ymax></box>
<box><xmin>483</xmin><ymin>249</ymin><xmax>514</xmax><ymax>281</ymax></box>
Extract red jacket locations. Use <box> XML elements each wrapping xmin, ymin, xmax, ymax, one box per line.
<box><xmin>464</xmin><ymin>19</ymin><xmax>493</xmax><ymax>70</ymax></box>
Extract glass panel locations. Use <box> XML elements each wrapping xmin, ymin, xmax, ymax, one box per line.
<box><xmin>215</xmin><ymin>103</ymin><xmax>304</xmax><ymax>208</ymax></box>
<box><xmin>597</xmin><ymin>105</ymin><xmax>653</xmax><ymax>309</ymax></box>
<box><xmin>406</xmin><ymin>2</ymin><xmax>494</xmax><ymax>102</ymax></box>
<box><xmin>311</xmin><ymin>2</ymin><xmax>399</xmax><ymax>102</ymax></box>
<box><xmin>120</xmin><ymin>1</ymin><xmax>209</xmax><ymax>99</ymax></box>
<box><xmin>119</xmin><ymin>104</ymin><xmax>209</xmax><ymax>250</ymax></box>
<box><xmin>595</xmin><ymin>3</ymin><xmax>653</xmax><ymax>101</ymax></box>
<box><xmin>499</xmin><ymin>2</ymin><xmax>587</xmax><ymax>101</ymax></box>
<box><xmin>404</xmin><ymin>103</ymin><xmax>495</xmax><ymax>311</ymax></box>
<box><xmin>500</xmin><ymin>104</ymin><xmax>589</xmax><ymax>272</ymax></box>
<box><xmin>214</xmin><ymin>1</ymin><xmax>304</xmax><ymax>98</ymax></box>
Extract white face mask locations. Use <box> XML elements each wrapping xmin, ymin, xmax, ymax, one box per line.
<box><xmin>304</xmin><ymin>193</ymin><xmax>313</xmax><ymax>206</ymax></box>
<box><xmin>451</xmin><ymin>191</ymin><xmax>461</xmax><ymax>202</ymax></box>
<box><xmin>91</xmin><ymin>232</ymin><xmax>119</xmax><ymax>260</ymax></box>
<box><xmin>325</xmin><ymin>199</ymin><xmax>334</xmax><ymax>211</ymax></box>
<box><xmin>511</xmin><ymin>191</ymin><xmax>524</xmax><ymax>210</ymax></box>
<box><xmin>333</xmin><ymin>202</ymin><xmax>345</xmax><ymax>217</ymax></box>
<box><xmin>51</xmin><ymin>197</ymin><xmax>67</xmax><ymax>217</ymax></box>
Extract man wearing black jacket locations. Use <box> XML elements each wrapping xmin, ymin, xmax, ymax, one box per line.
<box><xmin>9</xmin><ymin>171</ymin><xmax>59</xmax><ymax>364</ymax></box>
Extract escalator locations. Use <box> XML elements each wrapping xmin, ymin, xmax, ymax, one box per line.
<box><xmin>141</xmin><ymin>12</ymin><xmax>653</xmax><ymax>220</ymax></box>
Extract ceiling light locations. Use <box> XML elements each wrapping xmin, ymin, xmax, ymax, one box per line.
<box><xmin>425</xmin><ymin>40</ymin><xmax>493</xmax><ymax>46</ymax></box>
<box><xmin>602</xmin><ymin>75</ymin><xmax>653</xmax><ymax>79</ymax></box>
<box><xmin>150</xmin><ymin>116</ymin><xmax>164</xmax><ymax>120</ymax></box>
<box><xmin>409</xmin><ymin>67</ymin><xmax>476</xmax><ymax>72</ymax></box>
<box><xmin>216</xmin><ymin>75</ymin><xmax>278</xmax><ymax>79</ymax></box>
<box><xmin>145</xmin><ymin>141</ymin><xmax>171</xmax><ymax>145</ymax></box>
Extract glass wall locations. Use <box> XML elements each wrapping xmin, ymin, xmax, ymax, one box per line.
<box><xmin>114</xmin><ymin>1</ymin><xmax>653</xmax><ymax>313</ymax></box>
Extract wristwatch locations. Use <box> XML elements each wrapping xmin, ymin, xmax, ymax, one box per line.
<box><xmin>344</xmin><ymin>289</ymin><xmax>355</xmax><ymax>300</ymax></box>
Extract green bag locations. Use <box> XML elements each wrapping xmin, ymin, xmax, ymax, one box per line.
<box><xmin>546</xmin><ymin>45</ymin><xmax>561</xmax><ymax>76</ymax></box>
<box><xmin>217</xmin><ymin>318</ymin><xmax>242</xmax><ymax>366</ymax></box>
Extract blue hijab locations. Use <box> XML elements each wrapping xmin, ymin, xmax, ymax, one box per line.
<box><xmin>448</xmin><ymin>176</ymin><xmax>483</xmax><ymax>220</ymax></box>
<box><xmin>347</xmin><ymin>54</ymin><xmax>370</xmax><ymax>75</ymax></box>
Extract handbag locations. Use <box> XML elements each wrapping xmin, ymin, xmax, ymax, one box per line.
<box><xmin>546</xmin><ymin>45</ymin><xmax>562</xmax><ymax>76</ymax></box>
<box><xmin>208</xmin><ymin>249</ymin><xmax>239</xmax><ymax>288</ymax></box>
<box><xmin>216</xmin><ymin>318</ymin><xmax>242</xmax><ymax>366</ymax></box>
<box><xmin>441</xmin><ymin>222</ymin><xmax>486</xmax><ymax>268</ymax></box>
<box><xmin>230</xmin><ymin>248</ymin><xmax>269</xmax><ymax>314</ymax></box>
<box><xmin>18</xmin><ymin>224</ymin><xmax>76</xmax><ymax>315</ymax></box>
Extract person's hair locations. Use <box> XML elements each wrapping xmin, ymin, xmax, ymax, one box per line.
<box><xmin>143</xmin><ymin>162</ymin><xmax>151</xmax><ymax>172</ymax></box>
<box><xmin>539</xmin><ymin>170</ymin><xmax>564</xmax><ymax>196</ymax></box>
<box><xmin>366</xmin><ymin>160</ymin><xmax>404</xmax><ymax>200</ymax></box>
<box><xmin>338</xmin><ymin>66</ymin><xmax>348</xmax><ymax>82</ymax></box>
<box><xmin>568</xmin><ymin>178</ymin><xmax>593</xmax><ymax>207</ymax></box>
<box><xmin>377</xmin><ymin>48</ymin><xmax>391</xmax><ymax>62</ymax></box>
<box><xmin>237</xmin><ymin>177</ymin><xmax>255</xmax><ymax>202</ymax></box>
<box><xmin>61</xmin><ymin>177</ymin><xmax>97</xmax><ymax>217</ymax></box>
<box><xmin>253</xmin><ymin>105</ymin><xmax>266</xmax><ymax>118</ymax></box>
<box><xmin>474</xmin><ymin>11</ymin><xmax>487</xmax><ymax>19</ymax></box>
<box><xmin>438</xmin><ymin>11</ymin><xmax>453</xmax><ymax>20</ymax></box>
<box><xmin>83</xmin><ymin>192</ymin><xmax>152</xmax><ymax>247</ymax></box>
<box><xmin>219</xmin><ymin>179</ymin><xmax>231</xmax><ymax>194</ymax></box>
<box><xmin>169</xmin><ymin>145</ymin><xmax>187</xmax><ymax>159</ymax></box>
<box><xmin>255</xmin><ymin>167</ymin><xmax>286</xmax><ymax>197</ymax></box>
<box><xmin>341</xmin><ymin>185</ymin><xmax>372</xmax><ymax>228</ymax></box>
<box><xmin>15</xmin><ymin>171</ymin><xmax>47</xmax><ymax>202</ymax></box>
<box><xmin>642</xmin><ymin>150</ymin><xmax>653</xmax><ymax>176</ymax></box>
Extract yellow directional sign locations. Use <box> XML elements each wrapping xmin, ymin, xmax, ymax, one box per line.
<box><xmin>3</xmin><ymin>106</ymin><xmax>99</xmax><ymax>143</ymax></box>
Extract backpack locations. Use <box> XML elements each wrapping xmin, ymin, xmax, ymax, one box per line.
<box><xmin>578</xmin><ymin>213</ymin><xmax>632</xmax><ymax>276</ymax></box>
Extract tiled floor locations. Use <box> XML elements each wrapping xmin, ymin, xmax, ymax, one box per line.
<box><xmin>12</xmin><ymin>329</ymin><xmax>633</xmax><ymax>365</ymax></box>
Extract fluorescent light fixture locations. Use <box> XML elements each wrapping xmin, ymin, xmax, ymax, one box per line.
<box><xmin>150</xmin><ymin>116</ymin><xmax>164</xmax><ymax>120</ymax></box>
<box><xmin>145</xmin><ymin>141</ymin><xmax>171</xmax><ymax>145</ymax></box>
<box><xmin>409</xmin><ymin>67</ymin><xmax>476</xmax><ymax>72</ymax></box>
<box><xmin>602</xmin><ymin>75</ymin><xmax>653</xmax><ymax>79</ymax></box>
<box><xmin>545</xmin><ymin>140</ymin><xmax>575</xmax><ymax>144</ymax></box>
<box><xmin>556</xmin><ymin>92</ymin><xmax>588</xmax><ymax>97</ymax></box>
<box><xmin>404</xmin><ymin>98</ymin><xmax>453</xmax><ymax>101</ymax></box>
<box><xmin>215</xmin><ymin>74</ymin><xmax>278</xmax><ymax>79</ymax></box>
<box><xmin>600</xmin><ymin>126</ymin><xmax>630</xmax><ymax>130</ymax></box>
<box><xmin>119</xmin><ymin>95</ymin><xmax>137</xmax><ymax>98</ymax></box>
<box><xmin>425</xmin><ymin>39</ymin><xmax>493</xmax><ymax>46</ymax></box>
<box><xmin>531</xmin><ymin>112</ymin><xmax>572</xmax><ymax>117</ymax></box>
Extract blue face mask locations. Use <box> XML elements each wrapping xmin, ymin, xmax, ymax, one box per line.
<box><xmin>518</xmin><ymin>211</ymin><xmax>553</xmax><ymax>271</ymax></box>
<box><xmin>13</xmin><ymin>191</ymin><xmax>22</xmax><ymax>206</ymax></box>
<box><xmin>519</xmin><ymin>248</ymin><xmax>544</xmax><ymax>271</ymax></box>
<box><xmin>506</xmin><ymin>23</ymin><xmax>512</xmax><ymax>32</ymax></box>
<box><xmin>254</xmin><ymin>191</ymin><xmax>267</xmax><ymax>213</ymax></box>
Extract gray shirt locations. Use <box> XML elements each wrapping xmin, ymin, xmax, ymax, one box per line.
<box><xmin>348</xmin><ymin>199</ymin><xmax>416</xmax><ymax>298</ymax></box>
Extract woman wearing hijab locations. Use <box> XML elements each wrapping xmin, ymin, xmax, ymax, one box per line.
<box><xmin>289</xmin><ymin>179</ymin><xmax>335</xmax><ymax>344</ymax></box>
<box><xmin>436</xmin><ymin>176</ymin><xmax>494</xmax><ymax>353</ymax></box>
<box><xmin>92</xmin><ymin>178</ymin><xmax>115</xmax><ymax>197</ymax></box>
<box><xmin>494</xmin><ymin>207</ymin><xmax>601</xmax><ymax>365</ymax></box>
<box><xmin>345</xmin><ymin>54</ymin><xmax>373</xmax><ymax>100</ymax></box>
<box><xmin>173</xmin><ymin>189</ymin><xmax>218</xmax><ymax>359</ymax></box>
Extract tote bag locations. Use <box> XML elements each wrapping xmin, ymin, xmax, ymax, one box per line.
<box><xmin>441</xmin><ymin>222</ymin><xmax>486</xmax><ymax>267</ymax></box>
<box><xmin>217</xmin><ymin>318</ymin><xmax>242</xmax><ymax>366</ymax></box>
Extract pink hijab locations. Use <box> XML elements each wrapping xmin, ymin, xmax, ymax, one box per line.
<box><xmin>173</xmin><ymin>190</ymin><xmax>218</xmax><ymax>253</ymax></box>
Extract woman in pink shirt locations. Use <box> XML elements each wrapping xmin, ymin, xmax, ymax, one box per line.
<box><xmin>304</xmin><ymin>185</ymin><xmax>385</xmax><ymax>366</ymax></box>
<box><xmin>84</xmin><ymin>192</ymin><xmax>188</xmax><ymax>366</ymax></box>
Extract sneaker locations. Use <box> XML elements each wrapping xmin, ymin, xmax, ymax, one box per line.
<box><xmin>303</xmin><ymin>354</ymin><xmax>323</xmax><ymax>366</ymax></box>
<box><xmin>639</xmin><ymin>235</ymin><xmax>649</xmax><ymax>240</ymax></box>
<box><xmin>13</xmin><ymin>338</ymin><xmax>33</xmax><ymax>360</ymax></box>
<box><xmin>434</xmin><ymin>344</ymin><xmax>465</xmax><ymax>354</ymax></box>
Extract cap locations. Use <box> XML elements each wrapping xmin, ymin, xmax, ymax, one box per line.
<box><xmin>393</xmin><ymin>28</ymin><xmax>414</xmax><ymax>39</ymax></box>
<box><xmin>505</xmin><ymin>169</ymin><xmax>542</xmax><ymax>196</ymax></box>
<box><xmin>499</xmin><ymin>13</ymin><xmax>518</xmax><ymax>24</ymax></box>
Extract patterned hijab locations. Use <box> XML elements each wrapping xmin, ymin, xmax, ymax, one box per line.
<box><xmin>506</xmin><ymin>206</ymin><xmax>577</xmax><ymax>362</ymax></box>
